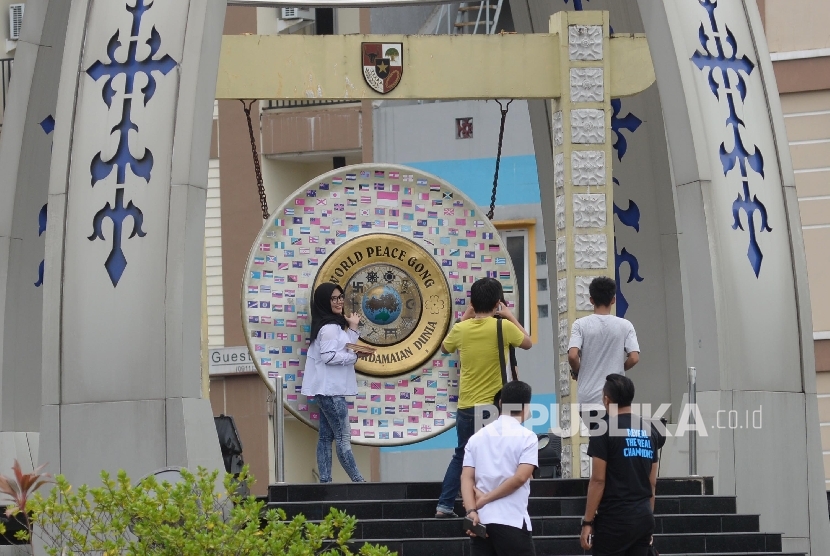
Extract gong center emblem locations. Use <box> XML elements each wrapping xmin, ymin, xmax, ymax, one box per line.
<box><xmin>315</xmin><ymin>233</ymin><xmax>451</xmax><ymax>376</ymax></box>
<box><xmin>346</xmin><ymin>265</ymin><xmax>423</xmax><ymax>346</ymax></box>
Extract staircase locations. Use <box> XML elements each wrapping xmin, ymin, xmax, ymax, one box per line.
<box><xmin>267</xmin><ymin>478</ymin><xmax>802</xmax><ymax>556</ymax></box>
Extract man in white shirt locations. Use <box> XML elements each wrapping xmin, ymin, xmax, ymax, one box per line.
<box><xmin>461</xmin><ymin>381</ymin><xmax>538</xmax><ymax>556</ymax></box>
<box><xmin>568</xmin><ymin>276</ymin><xmax>639</xmax><ymax>430</ymax></box>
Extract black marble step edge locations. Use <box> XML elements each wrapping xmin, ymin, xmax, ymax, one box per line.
<box><xmin>269</xmin><ymin>477</ymin><xmax>714</xmax><ymax>503</ymax></box>
<box><xmin>294</xmin><ymin>514</ymin><xmax>761</xmax><ymax>539</ymax></box>
<box><xmin>349</xmin><ymin>531</ymin><xmax>784</xmax><ymax>556</ymax></box>
<box><xmin>266</xmin><ymin>495</ymin><xmax>739</xmax><ymax>519</ymax></box>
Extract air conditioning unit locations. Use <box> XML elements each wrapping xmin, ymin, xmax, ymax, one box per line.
<box><xmin>9</xmin><ymin>4</ymin><xmax>23</xmax><ymax>41</ymax></box>
<box><xmin>280</xmin><ymin>7</ymin><xmax>314</xmax><ymax>21</ymax></box>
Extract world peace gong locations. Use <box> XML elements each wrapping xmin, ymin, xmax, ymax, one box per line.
<box><xmin>315</xmin><ymin>234</ymin><xmax>451</xmax><ymax>376</ymax></box>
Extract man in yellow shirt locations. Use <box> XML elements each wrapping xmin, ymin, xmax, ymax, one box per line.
<box><xmin>435</xmin><ymin>277</ymin><xmax>532</xmax><ymax>518</ymax></box>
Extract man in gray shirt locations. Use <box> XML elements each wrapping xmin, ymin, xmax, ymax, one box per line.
<box><xmin>568</xmin><ymin>276</ymin><xmax>640</xmax><ymax>429</ymax></box>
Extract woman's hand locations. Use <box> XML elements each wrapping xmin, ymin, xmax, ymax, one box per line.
<box><xmin>345</xmin><ymin>313</ymin><xmax>360</xmax><ymax>330</ymax></box>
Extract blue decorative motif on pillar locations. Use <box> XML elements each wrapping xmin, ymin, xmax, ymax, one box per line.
<box><xmin>615</xmin><ymin>240</ymin><xmax>643</xmax><ymax>319</ymax></box>
<box><xmin>35</xmin><ymin>115</ymin><xmax>54</xmax><ymax>288</ymax></box>
<box><xmin>610</xmin><ymin>99</ymin><xmax>642</xmax><ymax>162</ymax></box>
<box><xmin>563</xmin><ymin>0</ymin><xmax>588</xmax><ymax>10</ymax></box>
<box><xmin>732</xmin><ymin>181</ymin><xmax>772</xmax><ymax>276</ymax></box>
<box><xmin>691</xmin><ymin>0</ymin><xmax>771</xmax><ymax>277</ymax></box>
<box><xmin>39</xmin><ymin>115</ymin><xmax>55</xmax><ymax>135</ymax></box>
<box><xmin>34</xmin><ymin>204</ymin><xmax>47</xmax><ymax>288</ymax></box>
<box><xmin>85</xmin><ymin>0</ymin><xmax>177</xmax><ymax>285</ymax></box>
<box><xmin>613</xmin><ymin>178</ymin><xmax>642</xmax><ymax>318</ymax></box>
<box><xmin>88</xmin><ymin>188</ymin><xmax>147</xmax><ymax>287</ymax></box>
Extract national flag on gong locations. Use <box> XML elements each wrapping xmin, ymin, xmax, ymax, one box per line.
<box><xmin>377</xmin><ymin>191</ymin><xmax>399</xmax><ymax>207</ymax></box>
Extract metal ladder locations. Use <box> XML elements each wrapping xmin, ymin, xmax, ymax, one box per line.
<box><xmin>433</xmin><ymin>1</ymin><xmax>504</xmax><ymax>35</ymax></box>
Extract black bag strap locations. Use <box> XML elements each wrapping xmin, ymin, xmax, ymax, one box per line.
<box><xmin>508</xmin><ymin>346</ymin><xmax>519</xmax><ymax>381</ymax></box>
<box><xmin>497</xmin><ymin>317</ymin><xmax>508</xmax><ymax>386</ymax></box>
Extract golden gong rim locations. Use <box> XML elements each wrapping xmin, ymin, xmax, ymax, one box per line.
<box><xmin>314</xmin><ymin>233</ymin><xmax>451</xmax><ymax>376</ymax></box>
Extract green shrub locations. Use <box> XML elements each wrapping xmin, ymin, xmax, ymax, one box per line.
<box><xmin>4</xmin><ymin>465</ymin><xmax>394</xmax><ymax>556</ymax></box>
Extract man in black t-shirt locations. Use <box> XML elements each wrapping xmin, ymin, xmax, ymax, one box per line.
<box><xmin>580</xmin><ymin>374</ymin><xmax>658</xmax><ymax>556</ymax></box>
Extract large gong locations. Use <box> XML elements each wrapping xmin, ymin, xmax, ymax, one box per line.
<box><xmin>242</xmin><ymin>164</ymin><xmax>517</xmax><ymax>445</ymax></box>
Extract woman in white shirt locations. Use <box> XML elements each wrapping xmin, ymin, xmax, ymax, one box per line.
<box><xmin>301</xmin><ymin>282</ymin><xmax>365</xmax><ymax>483</ymax></box>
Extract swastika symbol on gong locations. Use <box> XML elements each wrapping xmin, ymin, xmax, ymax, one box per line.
<box><xmin>345</xmin><ymin>264</ymin><xmax>423</xmax><ymax>347</ymax></box>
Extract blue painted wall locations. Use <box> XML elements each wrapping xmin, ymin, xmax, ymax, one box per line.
<box><xmin>405</xmin><ymin>156</ymin><xmax>541</xmax><ymax>207</ymax></box>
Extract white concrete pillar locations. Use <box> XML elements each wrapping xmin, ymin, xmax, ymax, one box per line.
<box><xmin>0</xmin><ymin>0</ymin><xmax>72</xmax><ymax>476</ymax></box>
<box><xmin>38</xmin><ymin>0</ymin><xmax>226</xmax><ymax>486</ymax></box>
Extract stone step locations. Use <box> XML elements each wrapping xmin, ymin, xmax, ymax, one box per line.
<box><xmin>268</xmin><ymin>477</ymin><xmax>712</xmax><ymax>503</ymax></box>
<box><xmin>268</xmin><ymin>495</ymin><xmax>737</xmax><ymax>521</ymax></box>
<box><xmin>351</xmin><ymin>532</ymin><xmax>785</xmax><ymax>556</ymax></box>
<box><xmin>316</xmin><ymin>513</ymin><xmax>760</xmax><ymax>539</ymax></box>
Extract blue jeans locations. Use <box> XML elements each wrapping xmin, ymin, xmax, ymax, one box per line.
<box><xmin>437</xmin><ymin>406</ymin><xmax>491</xmax><ymax>514</ymax></box>
<box><xmin>315</xmin><ymin>395</ymin><xmax>365</xmax><ymax>483</ymax></box>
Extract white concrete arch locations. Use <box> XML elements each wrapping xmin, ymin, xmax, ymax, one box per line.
<box><xmin>511</xmin><ymin>0</ymin><xmax>827</xmax><ymax>552</ymax></box>
<box><xmin>0</xmin><ymin>0</ymin><xmax>825</xmax><ymax>552</ymax></box>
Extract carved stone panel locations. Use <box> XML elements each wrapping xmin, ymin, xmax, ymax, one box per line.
<box><xmin>572</xmin><ymin>150</ymin><xmax>606</xmax><ymax>186</ymax></box>
<box><xmin>555</xmin><ymin>194</ymin><xmax>565</xmax><ymax>230</ymax></box>
<box><xmin>575</xmin><ymin>276</ymin><xmax>597</xmax><ymax>311</ymax></box>
<box><xmin>559</xmin><ymin>317</ymin><xmax>569</xmax><ymax>354</ymax></box>
<box><xmin>569</xmin><ymin>25</ymin><xmax>603</xmax><ymax>61</ymax></box>
<box><xmin>561</xmin><ymin>403</ymin><xmax>572</xmax><ymax>436</ymax></box>
<box><xmin>559</xmin><ymin>361</ymin><xmax>571</xmax><ymax>397</ymax></box>
<box><xmin>556</xmin><ymin>236</ymin><xmax>566</xmax><ymax>272</ymax></box>
<box><xmin>571</xmin><ymin>109</ymin><xmax>605</xmax><ymax>144</ymax></box>
<box><xmin>570</xmin><ymin>67</ymin><xmax>604</xmax><ymax>102</ymax></box>
<box><xmin>573</xmin><ymin>193</ymin><xmax>606</xmax><ymax>228</ymax></box>
<box><xmin>553</xmin><ymin>111</ymin><xmax>564</xmax><ymax>147</ymax></box>
<box><xmin>554</xmin><ymin>153</ymin><xmax>564</xmax><ymax>190</ymax></box>
<box><xmin>561</xmin><ymin>444</ymin><xmax>572</xmax><ymax>479</ymax></box>
<box><xmin>574</xmin><ymin>234</ymin><xmax>608</xmax><ymax>269</ymax></box>
<box><xmin>557</xmin><ymin>277</ymin><xmax>567</xmax><ymax>314</ymax></box>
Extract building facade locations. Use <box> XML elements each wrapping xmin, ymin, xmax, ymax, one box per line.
<box><xmin>761</xmin><ymin>0</ymin><xmax>830</xmax><ymax>488</ymax></box>
<box><xmin>187</xmin><ymin>0</ymin><xmax>830</xmax><ymax>490</ymax></box>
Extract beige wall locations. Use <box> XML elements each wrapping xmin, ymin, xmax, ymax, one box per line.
<box><xmin>337</xmin><ymin>8</ymin><xmax>361</xmax><ymax>34</ymax></box>
<box><xmin>780</xmin><ymin>88</ymin><xmax>830</xmax><ymax>486</ymax></box>
<box><xmin>782</xmin><ymin>90</ymin><xmax>830</xmax><ymax>335</ymax></box>
<box><xmin>260</xmin><ymin>106</ymin><xmax>364</xmax><ymax>157</ymax></box>
<box><xmin>765</xmin><ymin>0</ymin><xmax>830</xmax><ymax>53</ymax></box>
<box><xmin>218</xmin><ymin>6</ymin><xmax>263</xmax><ymax>350</ymax></box>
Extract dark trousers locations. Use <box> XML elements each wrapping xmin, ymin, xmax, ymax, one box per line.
<box><xmin>470</xmin><ymin>521</ymin><xmax>536</xmax><ymax>556</ymax></box>
<box><xmin>592</xmin><ymin>512</ymin><xmax>655</xmax><ymax>556</ymax></box>
<box><xmin>436</xmin><ymin>406</ymin><xmax>491</xmax><ymax>514</ymax></box>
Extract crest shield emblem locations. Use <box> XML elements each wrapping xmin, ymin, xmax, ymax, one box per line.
<box><xmin>362</xmin><ymin>42</ymin><xmax>403</xmax><ymax>94</ymax></box>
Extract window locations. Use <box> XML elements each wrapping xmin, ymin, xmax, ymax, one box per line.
<box><xmin>537</xmin><ymin>278</ymin><xmax>548</xmax><ymax>292</ymax></box>
<box><xmin>456</xmin><ymin>117</ymin><xmax>473</xmax><ymax>139</ymax></box>
<box><xmin>499</xmin><ymin>229</ymin><xmax>530</xmax><ymax>334</ymax></box>
<box><xmin>536</xmin><ymin>251</ymin><xmax>547</xmax><ymax>266</ymax></box>
<box><xmin>315</xmin><ymin>8</ymin><xmax>334</xmax><ymax>35</ymax></box>
<box><xmin>538</xmin><ymin>305</ymin><xmax>549</xmax><ymax>319</ymax></box>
